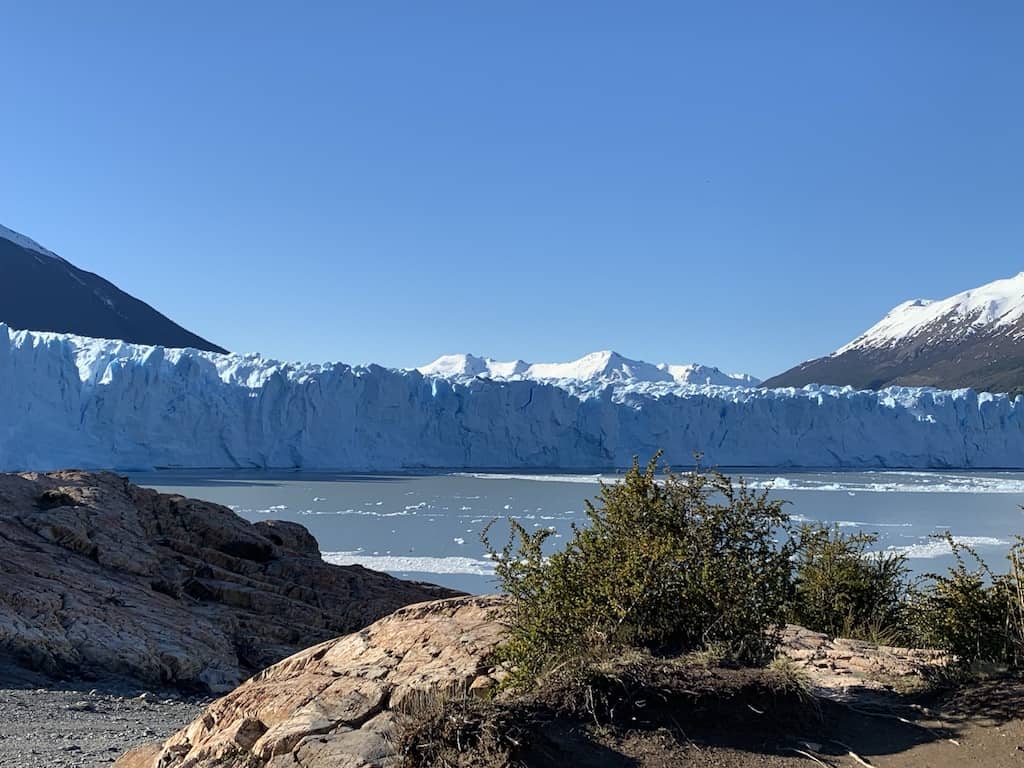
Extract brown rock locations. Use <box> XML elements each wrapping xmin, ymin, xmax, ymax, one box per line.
<box><xmin>0</xmin><ymin>471</ymin><xmax>458</xmax><ymax>691</ymax></box>
<box><xmin>469</xmin><ymin>674</ymin><xmax>496</xmax><ymax>697</ymax></box>
<box><xmin>117</xmin><ymin>606</ymin><xmax>947</xmax><ymax>768</ymax></box>
<box><xmin>116</xmin><ymin>595</ymin><xmax>506</xmax><ymax>768</ymax></box>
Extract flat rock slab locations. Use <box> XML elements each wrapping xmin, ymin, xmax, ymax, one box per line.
<box><xmin>780</xmin><ymin>624</ymin><xmax>945</xmax><ymax>698</ymax></box>
<box><xmin>0</xmin><ymin>471</ymin><xmax>457</xmax><ymax>691</ymax></box>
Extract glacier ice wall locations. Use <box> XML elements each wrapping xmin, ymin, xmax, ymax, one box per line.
<box><xmin>1</xmin><ymin>325</ymin><xmax>1023</xmax><ymax>471</ymax></box>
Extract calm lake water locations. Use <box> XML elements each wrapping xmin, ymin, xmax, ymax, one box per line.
<box><xmin>131</xmin><ymin>469</ymin><xmax>1024</xmax><ymax>594</ymax></box>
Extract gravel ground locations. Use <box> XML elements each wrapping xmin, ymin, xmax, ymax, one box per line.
<box><xmin>0</xmin><ymin>668</ymin><xmax>206</xmax><ymax>768</ymax></box>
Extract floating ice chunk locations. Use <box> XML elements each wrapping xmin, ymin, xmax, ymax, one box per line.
<box><xmin>323</xmin><ymin>551</ymin><xmax>496</xmax><ymax>575</ymax></box>
<box><xmin>884</xmin><ymin>536</ymin><xmax>1011</xmax><ymax>559</ymax></box>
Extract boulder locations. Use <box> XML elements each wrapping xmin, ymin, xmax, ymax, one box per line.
<box><xmin>0</xmin><ymin>471</ymin><xmax>457</xmax><ymax>691</ymax></box>
<box><xmin>115</xmin><ymin>595</ymin><xmax>506</xmax><ymax>768</ymax></box>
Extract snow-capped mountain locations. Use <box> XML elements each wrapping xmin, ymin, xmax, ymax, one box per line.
<box><xmin>0</xmin><ymin>223</ymin><xmax>226</xmax><ymax>353</ymax></box>
<box><xmin>656</xmin><ymin>362</ymin><xmax>762</xmax><ymax>388</ymax></box>
<box><xmin>418</xmin><ymin>351</ymin><xmax>761</xmax><ymax>390</ymax></box>
<box><xmin>3</xmin><ymin>325</ymin><xmax>1021</xmax><ymax>472</ymax></box>
<box><xmin>764</xmin><ymin>273</ymin><xmax>1024</xmax><ymax>393</ymax></box>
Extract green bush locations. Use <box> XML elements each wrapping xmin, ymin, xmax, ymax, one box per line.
<box><xmin>911</xmin><ymin>534</ymin><xmax>1024</xmax><ymax>669</ymax></box>
<box><xmin>483</xmin><ymin>450</ymin><xmax>1024</xmax><ymax>692</ymax></box>
<box><xmin>790</xmin><ymin>524</ymin><xmax>911</xmax><ymax>644</ymax></box>
<box><xmin>483</xmin><ymin>454</ymin><xmax>796</xmax><ymax>689</ymax></box>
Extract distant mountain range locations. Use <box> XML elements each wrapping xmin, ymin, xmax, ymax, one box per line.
<box><xmin>764</xmin><ymin>273</ymin><xmax>1024</xmax><ymax>393</ymax></box>
<box><xmin>0</xmin><ymin>224</ymin><xmax>226</xmax><ymax>353</ymax></box>
<box><xmin>418</xmin><ymin>350</ymin><xmax>762</xmax><ymax>388</ymax></box>
<box><xmin>434</xmin><ymin>274</ymin><xmax>1024</xmax><ymax>395</ymax></box>
<box><xmin>6</xmin><ymin>220</ymin><xmax>1022</xmax><ymax>395</ymax></box>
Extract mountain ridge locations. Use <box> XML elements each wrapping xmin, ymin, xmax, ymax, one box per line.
<box><xmin>764</xmin><ymin>272</ymin><xmax>1024</xmax><ymax>393</ymax></box>
<box><xmin>0</xmin><ymin>223</ymin><xmax>226</xmax><ymax>353</ymax></box>
<box><xmin>418</xmin><ymin>350</ymin><xmax>761</xmax><ymax>388</ymax></box>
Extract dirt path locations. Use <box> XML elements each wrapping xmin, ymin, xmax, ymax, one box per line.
<box><xmin>599</xmin><ymin>679</ymin><xmax>1024</xmax><ymax>767</ymax></box>
<box><xmin>842</xmin><ymin>679</ymin><xmax>1024</xmax><ymax>768</ymax></box>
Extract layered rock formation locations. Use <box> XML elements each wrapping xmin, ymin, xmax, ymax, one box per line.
<box><xmin>118</xmin><ymin>596</ymin><xmax>944</xmax><ymax>768</ymax></box>
<box><xmin>0</xmin><ymin>471</ymin><xmax>456</xmax><ymax>691</ymax></box>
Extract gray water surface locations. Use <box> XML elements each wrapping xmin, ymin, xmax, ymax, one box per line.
<box><xmin>131</xmin><ymin>469</ymin><xmax>1024</xmax><ymax>594</ymax></box>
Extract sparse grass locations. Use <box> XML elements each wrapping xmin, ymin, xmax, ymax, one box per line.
<box><xmin>398</xmin><ymin>694</ymin><xmax>527</xmax><ymax>768</ymax></box>
<box><xmin>768</xmin><ymin>657</ymin><xmax>818</xmax><ymax>704</ymax></box>
<box><xmin>677</xmin><ymin>643</ymin><xmax>731</xmax><ymax>669</ymax></box>
<box><xmin>398</xmin><ymin>649</ymin><xmax>826</xmax><ymax>768</ymax></box>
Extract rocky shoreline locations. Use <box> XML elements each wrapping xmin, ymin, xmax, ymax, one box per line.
<box><xmin>114</xmin><ymin>595</ymin><xmax>963</xmax><ymax>768</ymax></box>
<box><xmin>0</xmin><ymin>471</ymin><xmax>457</xmax><ymax>690</ymax></box>
<box><xmin>0</xmin><ymin>471</ymin><xmax>457</xmax><ymax>765</ymax></box>
<box><xmin>2</xmin><ymin>470</ymin><xmax>1020</xmax><ymax>767</ymax></box>
<box><xmin>0</xmin><ymin>667</ymin><xmax>204</xmax><ymax>768</ymax></box>
<box><xmin>4</xmin><ymin>596</ymin><xmax>1020</xmax><ymax>768</ymax></box>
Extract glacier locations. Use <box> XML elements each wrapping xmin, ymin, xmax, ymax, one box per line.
<box><xmin>2</xmin><ymin>324</ymin><xmax>1024</xmax><ymax>471</ymax></box>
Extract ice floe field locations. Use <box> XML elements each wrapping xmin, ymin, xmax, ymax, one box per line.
<box><xmin>131</xmin><ymin>469</ymin><xmax>1024</xmax><ymax>593</ymax></box>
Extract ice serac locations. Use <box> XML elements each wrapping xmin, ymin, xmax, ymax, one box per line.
<box><xmin>2</xmin><ymin>325</ymin><xmax>1024</xmax><ymax>471</ymax></box>
<box><xmin>764</xmin><ymin>272</ymin><xmax>1024</xmax><ymax>392</ymax></box>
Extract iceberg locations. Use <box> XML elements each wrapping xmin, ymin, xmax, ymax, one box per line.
<box><xmin>1</xmin><ymin>325</ymin><xmax>1023</xmax><ymax>471</ymax></box>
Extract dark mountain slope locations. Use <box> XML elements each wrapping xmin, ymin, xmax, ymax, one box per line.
<box><xmin>764</xmin><ymin>273</ymin><xmax>1024</xmax><ymax>393</ymax></box>
<box><xmin>0</xmin><ymin>224</ymin><xmax>226</xmax><ymax>353</ymax></box>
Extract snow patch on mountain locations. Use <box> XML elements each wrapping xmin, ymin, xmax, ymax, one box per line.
<box><xmin>657</xmin><ymin>363</ymin><xmax>762</xmax><ymax>388</ymax></box>
<box><xmin>417</xmin><ymin>354</ymin><xmax>529</xmax><ymax>379</ymax></box>
<box><xmin>418</xmin><ymin>351</ymin><xmax>761</xmax><ymax>389</ymax></box>
<box><xmin>837</xmin><ymin>272</ymin><xmax>1024</xmax><ymax>354</ymax></box>
<box><xmin>0</xmin><ymin>224</ymin><xmax>63</xmax><ymax>262</ymax></box>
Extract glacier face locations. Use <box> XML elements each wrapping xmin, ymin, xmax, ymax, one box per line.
<box><xmin>2</xmin><ymin>325</ymin><xmax>1024</xmax><ymax>471</ymax></box>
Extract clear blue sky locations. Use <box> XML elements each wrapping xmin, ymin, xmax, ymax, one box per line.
<box><xmin>2</xmin><ymin>2</ymin><xmax>1022</xmax><ymax>377</ymax></box>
